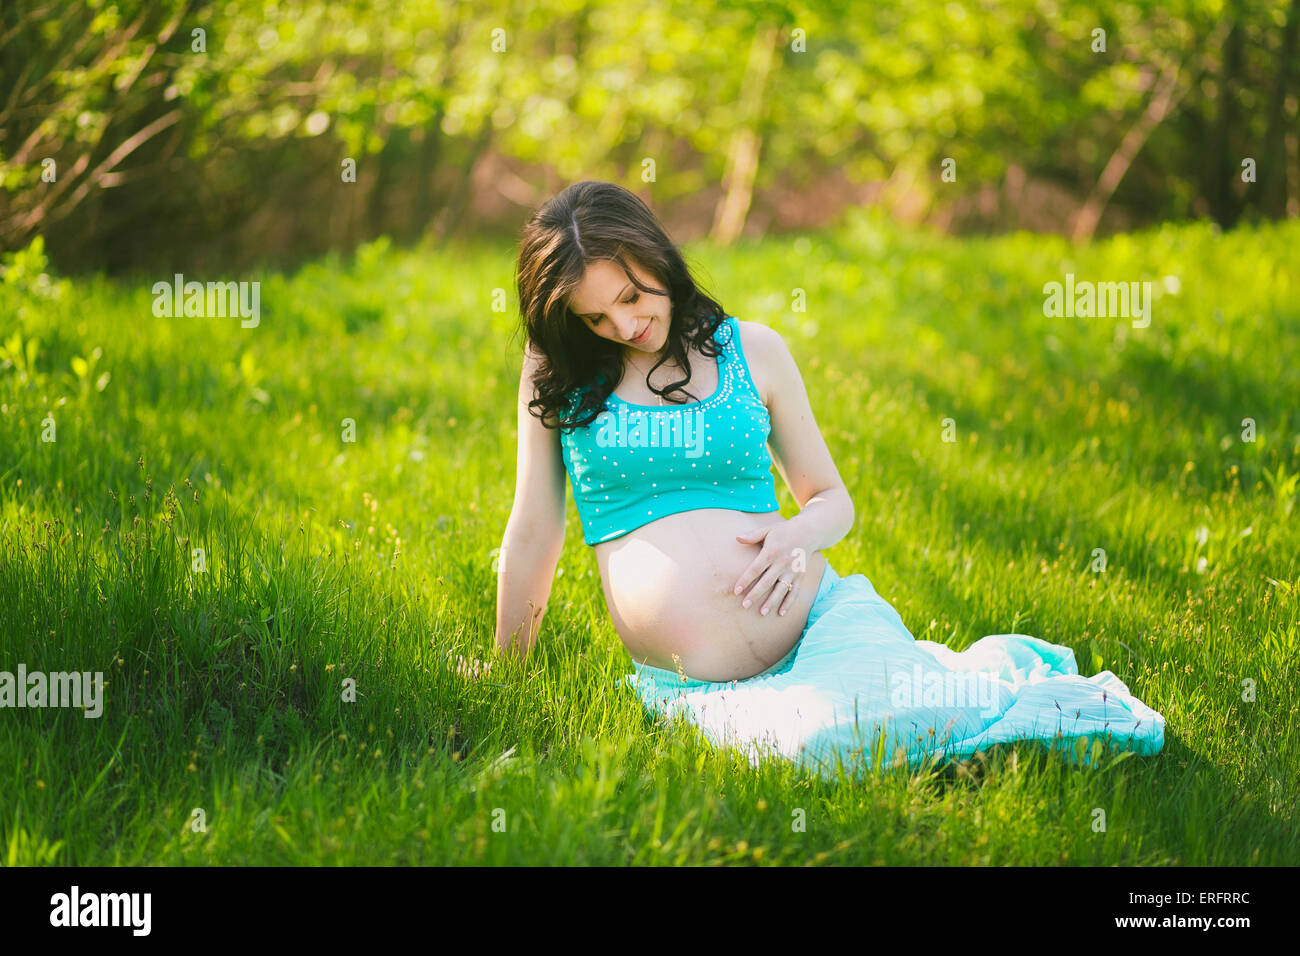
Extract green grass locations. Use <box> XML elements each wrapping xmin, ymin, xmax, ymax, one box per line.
<box><xmin>1</xmin><ymin>210</ymin><xmax>1297</xmax><ymax>865</ymax></box>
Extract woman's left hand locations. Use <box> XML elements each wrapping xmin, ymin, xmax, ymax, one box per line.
<box><xmin>732</xmin><ymin>518</ymin><xmax>818</xmax><ymax>616</ymax></box>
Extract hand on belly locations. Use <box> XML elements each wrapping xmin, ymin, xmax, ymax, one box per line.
<box><xmin>595</xmin><ymin>509</ymin><xmax>827</xmax><ymax>682</ymax></box>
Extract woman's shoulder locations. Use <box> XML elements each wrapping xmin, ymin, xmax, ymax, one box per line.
<box><xmin>726</xmin><ymin>317</ymin><xmax>792</xmax><ymax>407</ymax></box>
<box><xmin>724</xmin><ymin>316</ymin><xmax>786</xmax><ymax>365</ymax></box>
<box><xmin>731</xmin><ymin>316</ymin><xmax>781</xmax><ymax>344</ymax></box>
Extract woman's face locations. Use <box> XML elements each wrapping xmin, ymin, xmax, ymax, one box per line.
<box><xmin>569</xmin><ymin>258</ymin><xmax>672</xmax><ymax>360</ymax></box>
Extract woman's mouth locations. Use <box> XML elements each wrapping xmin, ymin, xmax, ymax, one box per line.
<box><xmin>630</xmin><ymin>323</ymin><xmax>652</xmax><ymax>344</ymax></box>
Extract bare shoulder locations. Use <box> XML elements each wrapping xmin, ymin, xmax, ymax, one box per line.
<box><xmin>522</xmin><ymin>337</ymin><xmax>546</xmax><ymax>367</ymax></box>
<box><xmin>520</xmin><ymin>338</ymin><xmax>551</xmax><ymax>386</ymax></box>
<box><xmin>733</xmin><ymin>318</ymin><xmax>796</xmax><ymax>407</ymax></box>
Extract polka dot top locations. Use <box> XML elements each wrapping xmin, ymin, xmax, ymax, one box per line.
<box><xmin>559</xmin><ymin>315</ymin><xmax>780</xmax><ymax>545</ymax></box>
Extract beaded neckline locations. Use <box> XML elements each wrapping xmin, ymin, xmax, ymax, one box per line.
<box><xmin>604</xmin><ymin>320</ymin><xmax>733</xmax><ymax>411</ymax></box>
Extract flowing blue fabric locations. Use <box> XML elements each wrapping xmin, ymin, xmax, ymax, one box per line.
<box><xmin>621</xmin><ymin>562</ymin><xmax>1165</xmax><ymax>777</ymax></box>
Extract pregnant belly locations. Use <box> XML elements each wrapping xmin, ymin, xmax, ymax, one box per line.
<box><xmin>594</xmin><ymin>508</ymin><xmax>828</xmax><ymax>682</ymax></box>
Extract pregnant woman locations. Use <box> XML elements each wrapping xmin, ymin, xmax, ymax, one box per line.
<box><xmin>495</xmin><ymin>180</ymin><xmax>1165</xmax><ymax>776</ymax></box>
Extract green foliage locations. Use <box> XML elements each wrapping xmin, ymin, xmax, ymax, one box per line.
<box><xmin>1</xmin><ymin>0</ymin><xmax>1295</xmax><ymax>269</ymax></box>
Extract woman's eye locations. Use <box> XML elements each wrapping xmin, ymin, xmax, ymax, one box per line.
<box><xmin>581</xmin><ymin>292</ymin><xmax>637</xmax><ymax>324</ymax></box>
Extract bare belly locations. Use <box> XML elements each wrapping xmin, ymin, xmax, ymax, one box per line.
<box><xmin>594</xmin><ymin>508</ymin><xmax>828</xmax><ymax>682</ymax></box>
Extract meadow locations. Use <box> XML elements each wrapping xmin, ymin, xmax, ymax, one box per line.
<box><xmin>1</xmin><ymin>210</ymin><xmax>1297</xmax><ymax>864</ymax></box>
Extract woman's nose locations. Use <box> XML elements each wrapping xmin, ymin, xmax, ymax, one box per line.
<box><xmin>613</xmin><ymin>313</ymin><xmax>639</xmax><ymax>340</ymax></box>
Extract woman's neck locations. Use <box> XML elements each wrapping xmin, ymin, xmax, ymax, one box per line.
<box><xmin>624</xmin><ymin>343</ymin><xmax>677</xmax><ymax>375</ymax></box>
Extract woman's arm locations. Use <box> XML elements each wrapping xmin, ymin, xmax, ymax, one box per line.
<box><xmin>731</xmin><ymin>321</ymin><xmax>854</xmax><ymax>611</ymax></box>
<box><xmin>761</xmin><ymin>323</ymin><xmax>854</xmax><ymax>549</ymax></box>
<box><xmin>494</xmin><ymin>343</ymin><xmax>567</xmax><ymax>660</ymax></box>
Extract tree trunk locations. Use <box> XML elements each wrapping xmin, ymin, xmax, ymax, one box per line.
<box><xmin>1209</xmin><ymin>10</ymin><xmax>1245</xmax><ymax>228</ymax></box>
<box><xmin>1071</xmin><ymin>63</ymin><xmax>1186</xmax><ymax>242</ymax></box>
<box><xmin>1261</xmin><ymin>0</ymin><xmax>1300</xmax><ymax>217</ymax></box>
<box><xmin>411</xmin><ymin>2</ymin><xmax>474</xmax><ymax>241</ymax></box>
<box><xmin>711</xmin><ymin>25</ymin><xmax>780</xmax><ymax>245</ymax></box>
<box><xmin>366</xmin><ymin>127</ymin><xmax>402</xmax><ymax>238</ymax></box>
<box><xmin>408</xmin><ymin>110</ymin><xmax>446</xmax><ymax>242</ymax></box>
<box><xmin>432</xmin><ymin>118</ymin><xmax>493</xmax><ymax>242</ymax></box>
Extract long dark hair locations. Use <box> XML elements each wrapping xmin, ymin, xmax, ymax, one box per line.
<box><xmin>514</xmin><ymin>180</ymin><xmax>727</xmax><ymax>430</ymax></box>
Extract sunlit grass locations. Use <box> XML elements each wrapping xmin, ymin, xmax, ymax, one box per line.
<box><xmin>1</xmin><ymin>213</ymin><xmax>1297</xmax><ymax>864</ymax></box>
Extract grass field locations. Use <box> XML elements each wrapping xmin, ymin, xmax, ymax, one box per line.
<box><xmin>1</xmin><ymin>210</ymin><xmax>1297</xmax><ymax>865</ymax></box>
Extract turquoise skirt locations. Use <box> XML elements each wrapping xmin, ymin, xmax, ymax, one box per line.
<box><xmin>622</xmin><ymin>562</ymin><xmax>1165</xmax><ymax>777</ymax></box>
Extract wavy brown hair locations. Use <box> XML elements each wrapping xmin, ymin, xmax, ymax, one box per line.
<box><xmin>514</xmin><ymin>180</ymin><xmax>728</xmax><ymax>431</ymax></box>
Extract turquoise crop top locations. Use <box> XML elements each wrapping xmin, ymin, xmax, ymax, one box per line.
<box><xmin>559</xmin><ymin>315</ymin><xmax>780</xmax><ymax>545</ymax></box>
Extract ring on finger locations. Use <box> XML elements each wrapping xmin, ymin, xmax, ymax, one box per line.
<box><xmin>778</xmin><ymin>580</ymin><xmax>799</xmax><ymax>614</ymax></box>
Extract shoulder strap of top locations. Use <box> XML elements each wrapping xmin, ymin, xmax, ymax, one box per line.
<box><xmin>715</xmin><ymin>314</ymin><xmax>735</xmax><ymax>347</ymax></box>
<box><xmin>718</xmin><ymin>315</ymin><xmax>762</xmax><ymax>401</ymax></box>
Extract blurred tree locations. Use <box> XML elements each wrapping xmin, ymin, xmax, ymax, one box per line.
<box><xmin>1</xmin><ymin>0</ymin><xmax>1295</xmax><ymax>271</ymax></box>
